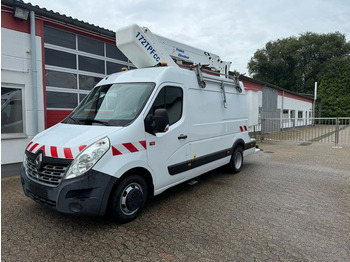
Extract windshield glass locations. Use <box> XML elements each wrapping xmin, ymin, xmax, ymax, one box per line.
<box><xmin>63</xmin><ymin>82</ymin><xmax>155</xmax><ymax>126</ymax></box>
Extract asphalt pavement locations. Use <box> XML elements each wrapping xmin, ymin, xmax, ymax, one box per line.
<box><xmin>2</xmin><ymin>141</ymin><xmax>350</xmax><ymax>261</ymax></box>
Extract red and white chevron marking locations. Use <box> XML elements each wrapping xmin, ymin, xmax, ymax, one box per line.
<box><xmin>26</xmin><ymin>141</ymin><xmax>86</xmax><ymax>159</ymax></box>
<box><xmin>239</xmin><ymin>126</ymin><xmax>248</xmax><ymax>132</ymax></box>
<box><xmin>112</xmin><ymin>140</ymin><xmax>147</xmax><ymax>156</ymax></box>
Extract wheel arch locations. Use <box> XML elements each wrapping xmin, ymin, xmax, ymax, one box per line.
<box><xmin>232</xmin><ymin>138</ymin><xmax>245</xmax><ymax>152</ymax></box>
<box><xmin>107</xmin><ymin>167</ymin><xmax>154</xmax><ymax>214</ymax></box>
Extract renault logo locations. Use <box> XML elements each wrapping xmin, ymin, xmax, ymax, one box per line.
<box><xmin>35</xmin><ymin>153</ymin><xmax>43</xmax><ymax>171</ymax></box>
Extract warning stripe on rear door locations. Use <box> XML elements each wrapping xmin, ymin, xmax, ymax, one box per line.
<box><xmin>26</xmin><ymin>141</ymin><xmax>86</xmax><ymax>159</ymax></box>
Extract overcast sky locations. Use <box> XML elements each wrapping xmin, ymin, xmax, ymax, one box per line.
<box><xmin>26</xmin><ymin>0</ymin><xmax>350</xmax><ymax>75</ymax></box>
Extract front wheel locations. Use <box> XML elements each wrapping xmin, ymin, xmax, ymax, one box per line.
<box><xmin>111</xmin><ymin>175</ymin><xmax>148</xmax><ymax>223</ymax></box>
<box><xmin>229</xmin><ymin>146</ymin><xmax>243</xmax><ymax>174</ymax></box>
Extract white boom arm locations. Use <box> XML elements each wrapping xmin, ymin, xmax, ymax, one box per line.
<box><xmin>116</xmin><ymin>24</ymin><xmax>231</xmax><ymax>74</ymax></box>
<box><xmin>155</xmin><ymin>34</ymin><xmax>231</xmax><ymax>74</ymax></box>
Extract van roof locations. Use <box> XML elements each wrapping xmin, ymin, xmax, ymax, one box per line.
<box><xmin>97</xmin><ymin>66</ymin><xmax>195</xmax><ymax>87</ymax></box>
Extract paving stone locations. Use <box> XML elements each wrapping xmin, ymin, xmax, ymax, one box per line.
<box><xmin>2</xmin><ymin>142</ymin><xmax>350</xmax><ymax>261</ymax></box>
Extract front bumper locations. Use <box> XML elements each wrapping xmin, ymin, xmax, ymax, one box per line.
<box><xmin>21</xmin><ymin>166</ymin><xmax>117</xmax><ymax>216</ymax></box>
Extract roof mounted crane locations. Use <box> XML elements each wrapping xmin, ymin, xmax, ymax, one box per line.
<box><xmin>116</xmin><ymin>24</ymin><xmax>232</xmax><ymax>76</ymax></box>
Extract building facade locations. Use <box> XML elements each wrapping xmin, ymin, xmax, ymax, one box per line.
<box><xmin>1</xmin><ymin>0</ymin><xmax>314</xmax><ymax>174</ymax></box>
<box><xmin>1</xmin><ymin>0</ymin><xmax>133</xmax><ymax>172</ymax></box>
<box><xmin>242</xmin><ymin>76</ymin><xmax>314</xmax><ymax>130</ymax></box>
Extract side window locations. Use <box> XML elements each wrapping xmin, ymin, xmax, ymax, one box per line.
<box><xmin>149</xmin><ymin>86</ymin><xmax>183</xmax><ymax>125</ymax></box>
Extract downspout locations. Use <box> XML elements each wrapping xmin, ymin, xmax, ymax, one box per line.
<box><xmin>30</xmin><ymin>10</ymin><xmax>38</xmax><ymax>135</ymax></box>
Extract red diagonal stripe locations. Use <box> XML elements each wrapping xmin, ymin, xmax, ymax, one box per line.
<box><xmin>123</xmin><ymin>143</ymin><xmax>138</xmax><ymax>153</ymax></box>
<box><xmin>239</xmin><ymin>126</ymin><xmax>243</xmax><ymax>132</ymax></box>
<box><xmin>112</xmin><ymin>146</ymin><xmax>122</xmax><ymax>156</ymax></box>
<box><xmin>29</xmin><ymin>143</ymin><xmax>39</xmax><ymax>152</ymax></box>
<box><xmin>37</xmin><ymin>145</ymin><xmax>45</xmax><ymax>155</ymax></box>
<box><xmin>26</xmin><ymin>141</ymin><xmax>33</xmax><ymax>150</ymax></box>
<box><xmin>79</xmin><ymin>145</ymin><xmax>87</xmax><ymax>151</ymax></box>
<box><xmin>244</xmin><ymin>126</ymin><xmax>247</xmax><ymax>131</ymax></box>
<box><xmin>64</xmin><ymin>148</ymin><xmax>73</xmax><ymax>159</ymax></box>
<box><xmin>139</xmin><ymin>140</ymin><xmax>147</xmax><ymax>150</ymax></box>
<box><xmin>50</xmin><ymin>146</ymin><xmax>58</xmax><ymax>158</ymax></box>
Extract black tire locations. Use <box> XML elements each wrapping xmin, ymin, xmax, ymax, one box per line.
<box><xmin>111</xmin><ymin>175</ymin><xmax>148</xmax><ymax>223</ymax></box>
<box><xmin>229</xmin><ymin>146</ymin><xmax>243</xmax><ymax>174</ymax></box>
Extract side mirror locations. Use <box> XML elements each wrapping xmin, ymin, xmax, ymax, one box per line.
<box><xmin>145</xmin><ymin>108</ymin><xmax>169</xmax><ymax>135</ymax></box>
<box><xmin>153</xmin><ymin>109</ymin><xmax>169</xmax><ymax>133</ymax></box>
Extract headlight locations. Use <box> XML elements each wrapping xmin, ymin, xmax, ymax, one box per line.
<box><xmin>65</xmin><ymin>137</ymin><xmax>110</xmax><ymax>180</ymax></box>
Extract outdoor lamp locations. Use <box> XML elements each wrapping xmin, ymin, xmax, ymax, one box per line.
<box><xmin>13</xmin><ymin>6</ymin><xmax>29</xmax><ymax>21</ymax></box>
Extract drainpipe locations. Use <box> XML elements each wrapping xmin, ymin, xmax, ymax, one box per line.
<box><xmin>30</xmin><ymin>10</ymin><xmax>38</xmax><ymax>135</ymax></box>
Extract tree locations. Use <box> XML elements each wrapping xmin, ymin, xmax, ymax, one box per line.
<box><xmin>248</xmin><ymin>32</ymin><xmax>350</xmax><ymax>94</ymax></box>
<box><xmin>318</xmin><ymin>57</ymin><xmax>350</xmax><ymax>117</ymax></box>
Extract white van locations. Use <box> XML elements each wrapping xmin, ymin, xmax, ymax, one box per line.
<box><xmin>21</xmin><ymin>65</ymin><xmax>257</xmax><ymax>223</ymax></box>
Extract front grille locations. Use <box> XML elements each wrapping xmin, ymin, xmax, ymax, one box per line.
<box><xmin>26</xmin><ymin>158</ymin><xmax>69</xmax><ymax>186</ymax></box>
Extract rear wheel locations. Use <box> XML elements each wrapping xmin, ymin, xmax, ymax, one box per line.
<box><xmin>111</xmin><ymin>175</ymin><xmax>148</xmax><ymax>223</ymax></box>
<box><xmin>229</xmin><ymin>146</ymin><xmax>243</xmax><ymax>174</ymax></box>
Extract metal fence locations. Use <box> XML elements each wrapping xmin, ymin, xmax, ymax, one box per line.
<box><xmin>249</xmin><ymin>117</ymin><xmax>350</xmax><ymax>147</ymax></box>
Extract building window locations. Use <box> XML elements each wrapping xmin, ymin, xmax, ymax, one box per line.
<box><xmin>46</xmin><ymin>70</ymin><xmax>77</xmax><ymax>89</ymax></box>
<box><xmin>107</xmin><ymin>61</ymin><xmax>125</xmax><ymax>74</ymax></box>
<box><xmin>106</xmin><ymin>43</ymin><xmax>128</xmax><ymax>61</ymax></box>
<box><xmin>79</xmin><ymin>75</ymin><xmax>102</xmax><ymax>91</ymax></box>
<box><xmin>79</xmin><ymin>93</ymin><xmax>87</xmax><ymax>103</ymax></box>
<box><xmin>290</xmin><ymin>110</ymin><xmax>295</xmax><ymax>119</ymax></box>
<box><xmin>283</xmin><ymin>109</ymin><xmax>289</xmax><ymax>118</ymax></box>
<box><xmin>46</xmin><ymin>91</ymin><xmax>78</xmax><ymax>109</ymax></box>
<box><xmin>44</xmin><ymin>26</ymin><xmax>76</xmax><ymax>49</ymax></box>
<box><xmin>1</xmin><ymin>86</ymin><xmax>24</xmax><ymax>135</ymax></box>
<box><xmin>43</xmin><ymin>25</ymin><xmax>133</xmax><ymax>120</ymax></box>
<box><xmin>78</xmin><ymin>35</ymin><xmax>104</xmax><ymax>56</ymax></box>
<box><xmin>298</xmin><ymin>111</ymin><xmax>303</xmax><ymax>119</ymax></box>
<box><xmin>78</xmin><ymin>55</ymin><xmax>105</xmax><ymax>74</ymax></box>
<box><xmin>45</xmin><ymin>49</ymin><xmax>76</xmax><ymax>69</ymax></box>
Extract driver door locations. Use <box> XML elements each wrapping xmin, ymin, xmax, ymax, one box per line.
<box><xmin>145</xmin><ymin>84</ymin><xmax>190</xmax><ymax>191</ymax></box>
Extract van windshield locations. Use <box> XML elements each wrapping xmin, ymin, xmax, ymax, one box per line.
<box><xmin>62</xmin><ymin>83</ymin><xmax>155</xmax><ymax>126</ymax></box>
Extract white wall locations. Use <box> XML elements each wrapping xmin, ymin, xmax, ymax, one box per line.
<box><xmin>245</xmin><ymin>88</ymin><xmax>313</xmax><ymax>132</ymax></box>
<box><xmin>1</xmin><ymin>28</ymin><xmax>44</xmax><ymax>164</ymax></box>
<box><xmin>245</xmin><ymin>90</ymin><xmax>259</xmax><ymax>126</ymax></box>
<box><xmin>277</xmin><ymin>94</ymin><xmax>313</xmax><ymax>118</ymax></box>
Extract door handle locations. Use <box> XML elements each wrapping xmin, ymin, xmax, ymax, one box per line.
<box><xmin>178</xmin><ymin>134</ymin><xmax>187</xmax><ymax>140</ymax></box>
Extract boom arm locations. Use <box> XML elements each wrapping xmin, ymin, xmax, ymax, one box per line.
<box><xmin>155</xmin><ymin>34</ymin><xmax>231</xmax><ymax>75</ymax></box>
<box><xmin>116</xmin><ymin>24</ymin><xmax>231</xmax><ymax>74</ymax></box>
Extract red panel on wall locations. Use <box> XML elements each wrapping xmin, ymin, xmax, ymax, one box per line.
<box><xmin>241</xmin><ymin>80</ymin><xmax>263</xmax><ymax>91</ymax></box>
<box><xmin>1</xmin><ymin>8</ymin><xmax>43</xmax><ymax>36</ymax></box>
<box><xmin>47</xmin><ymin>110</ymin><xmax>72</xmax><ymax>128</ymax></box>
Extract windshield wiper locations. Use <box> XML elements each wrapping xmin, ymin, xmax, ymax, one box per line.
<box><xmin>81</xmin><ymin>119</ymin><xmax>110</xmax><ymax>126</ymax></box>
